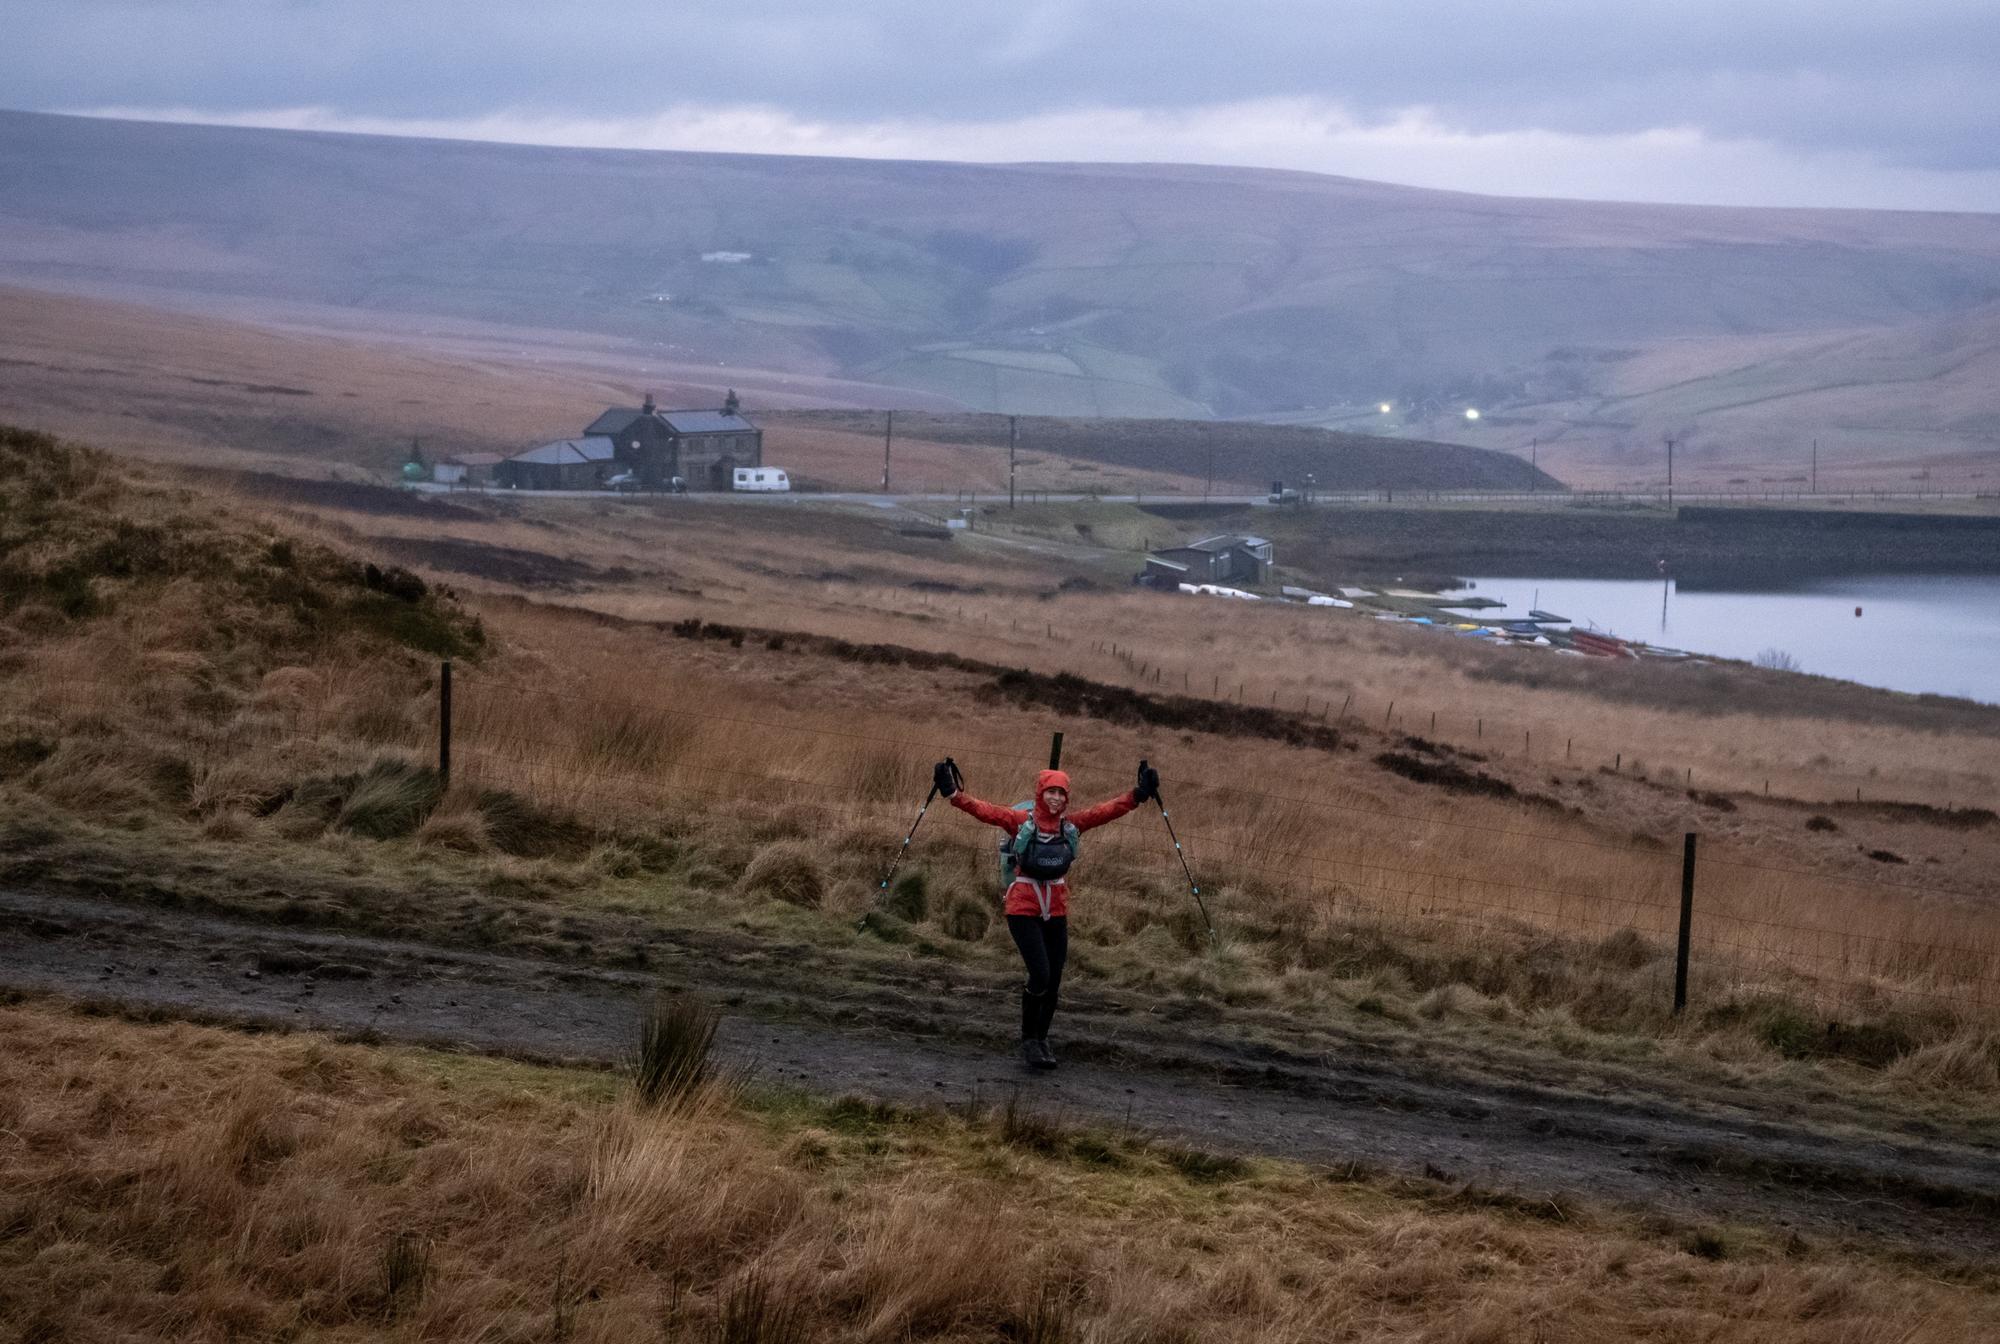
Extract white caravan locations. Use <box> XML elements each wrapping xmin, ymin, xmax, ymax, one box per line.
<box><xmin>731</xmin><ymin>467</ymin><xmax>791</xmax><ymax>492</ymax></box>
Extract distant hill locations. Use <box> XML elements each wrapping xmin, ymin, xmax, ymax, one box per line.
<box><xmin>4</xmin><ymin>110</ymin><xmax>1999</xmax><ymax>479</ymax></box>
<box><xmin>1502</xmin><ymin>301</ymin><xmax>2000</xmax><ymax>488</ymax></box>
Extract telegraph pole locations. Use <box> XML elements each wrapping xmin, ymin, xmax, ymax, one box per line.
<box><xmin>882</xmin><ymin>410</ymin><xmax>893</xmax><ymax>493</ymax></box>
<box><xmin>1531</xmin><ymin>437</ymin><xmax>1538</xmax><ymax>491</ymax></box>
<box><xmin>1811</xmin><ymin>438</ymin><xmax>1818</xmax><ymax>494</ymax></box>
<box><xmin>1665</xmin><ymin>433</ymin><xmax>1677</xmax><ymax>508</ymax></box>
<box><xmin>1008</xmin><ymin>415</ymin><xmax>1018</xmax><ymax>509</ymax></box>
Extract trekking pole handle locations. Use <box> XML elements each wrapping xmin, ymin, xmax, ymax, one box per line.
<box><xmin>878</xmin><ymin>756</ymin><xmax>956</xmax><ymax>892</ymax></box>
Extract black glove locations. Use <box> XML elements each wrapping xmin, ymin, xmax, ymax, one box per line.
<box><xmin>1135</xmin><ymin>760</ymin><xmax>1160</xmax><ymax>803</ymax></box>
<box><xmin>933</xmin><ymin>760</ymin><xmax>960</xmax><ymax>797</ymax></box>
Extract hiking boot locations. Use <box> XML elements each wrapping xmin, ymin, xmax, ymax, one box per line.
<box><xmin>1028</xmin><ymin>1039</ymin><xmax>1058</xmax><ymax>1071</ymax></box>
<box><xmin>1022</xmin><ymin>1037</ymin><xmax>1043</xmax><ymax>1069</ymax></box>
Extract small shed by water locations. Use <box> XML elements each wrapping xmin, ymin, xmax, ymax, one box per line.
<box><xmin>1146</xmin><ymin>534</ymin><xmax>1274</xmax><ymax>585</ymax></box>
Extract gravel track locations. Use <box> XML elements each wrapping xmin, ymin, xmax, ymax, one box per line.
<box><xmin>6</xmin><ymin>885</ymin><xmax>1998</xmax><ymax>1257</ymax></box>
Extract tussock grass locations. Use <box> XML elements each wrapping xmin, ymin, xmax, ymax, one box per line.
<box><xmin>739</xmin><ymin>841</ymin><xmax>830</xmax><ymax>909</ymax></box>
<box><xmin>633</xmin><ymin>992</ymin><xmax>721</xmax><ymax>1109</ymax></box>
<box><xmin>334</xmin><ymin>757</ymin><xmax>444</xmax><ymax>839</ymax></box>
<box><xmin>0</xmin><ymin>425</ymin><xmax>483</xmax><ymax>664</ymax></box>
<box><xmin>939</xmin><ymin>892</ymin><xmax>992</xmax><ymax>942</ymax></box>
<box><xmin>7</xmin><ymin>425</ymin><xmax>2000</xmax><ymax>1105</ymax></box>
<box><xmin>6</xmin><ymin>1001</ymin><xmax>1999</xmax><ymax>1343</ymax></box>
<box><xmin>454</xmin><ymin>603</ymin><xmax>1998</xmax><ymax>1018</ymax></box>
<box><xmin>377</xmin><ymin>1229</ymin><xmax>433</xmax><ymax>1316</ymax></box>
<box><xmin>713</xmin><ymin>1270</ymin><xmax>812</xmax><ymax>1344</ymax></box>
<box><xmin>882</xmin><ymin>870</ymin><xmax>929</xmax><ymax>922</ymax></box>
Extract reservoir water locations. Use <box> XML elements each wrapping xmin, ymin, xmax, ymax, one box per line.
<box><xmin>1441</xmin><ymin>574</ymin><xmax>2000</xmax><ymax>705</ymax></box>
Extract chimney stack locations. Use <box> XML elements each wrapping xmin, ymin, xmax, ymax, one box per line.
<box><xmin>641</xmin><ymin>392</ymin><xmax>656</xmax><ymax>414</ymax></box>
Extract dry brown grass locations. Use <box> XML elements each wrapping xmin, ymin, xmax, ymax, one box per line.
<box><xmin>173</xmin><ymin>442</ymin><xmax>1991</xmax><ymax>824</ymax></box>
<box><xmin>4</xmin><ymin>1000</ymin><xmax>1997</xmax><ymax>1343</ymax></box>
<box><xmin>433</xmin><ymin>606</ymin><xmax>2000</xmax><ymax>1053</ymax></box>
<box><xmin>9</xmin><ymin>565</ymin><xmax>1995</xmax><ymax>1099</ymax></box>
<box><xmin>458</xmin><ymin>492</ymin><xmax>1997</xmax><ymax>815</ymax></box>
<box><xmin>7</xmin><ymin>426</ymin><xmax>2000</xmax><ymax>1102</ymax></box>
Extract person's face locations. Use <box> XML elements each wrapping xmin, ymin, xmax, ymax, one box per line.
<box><xmin>1040</xmin><ymin>787</ymin><xmax>1068</xmax><ymax>815</ymax></box>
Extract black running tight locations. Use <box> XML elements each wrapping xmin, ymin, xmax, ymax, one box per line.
<box><xmin>1007</xmin><ymin>914</ymin><xmax>1068</xmax><ymax>1039</ymax></box>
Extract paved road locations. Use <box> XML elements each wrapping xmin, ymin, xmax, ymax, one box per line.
<box><xmin>408</xmin><ymin>483</ymin><xmax>1273</xmax><ymax>507</ymax></box>
<box><xmin>408</xmin><ymin>482</ymin><xmax>1995</xmax><ymax>509</ymax></box>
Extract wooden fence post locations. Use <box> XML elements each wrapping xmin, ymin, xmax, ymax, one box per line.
<box><xmin>438</xmin><ymin>660</ymin><xmax>453</xmax><ymax>788</ymax></box>
<box><xmin>1674</xmin><ymin>832</ymin><xmax>1698</xmax><ymax>1015</ymax></box>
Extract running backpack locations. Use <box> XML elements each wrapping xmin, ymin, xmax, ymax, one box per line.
<box><xmin>1000</xmin><ymin>810</ymin><xmax>1080</xmax><ymax>885</ymax></box>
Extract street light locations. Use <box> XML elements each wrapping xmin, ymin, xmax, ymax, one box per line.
<box><xmin>1378</xmin><ymin>402</ymin><xmax>1393</xmax><ymax>415</ymax></box>
<box><xmin>1464</xmin><ymin>408</ymin><xmax>1481</xmax><ymax>421</ymax></box>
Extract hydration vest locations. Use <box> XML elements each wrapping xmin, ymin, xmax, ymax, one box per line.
<box><xmin>1000</xmin><ymin>810</ymin><xmax>1080</xmax><ymax>886</ymax></box>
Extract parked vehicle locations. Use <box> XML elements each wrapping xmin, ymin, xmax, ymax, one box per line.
<box><xmin>732</xmin><ymin>467</ymin><xmax>791</xmax><ymax>492</ymax></box>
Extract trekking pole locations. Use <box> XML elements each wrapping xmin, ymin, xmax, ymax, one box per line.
<box><xmin>879</xmin><ymin>757</ymin><xmax>958</xmax><ymax>893</ymax></box>
<box><xmin>1142</xmin><ymin>759</ymin><xmax>1216</xmax><ymax>945</ymax></box>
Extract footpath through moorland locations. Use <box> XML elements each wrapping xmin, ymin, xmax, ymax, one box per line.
<box><xmin>7</xmin><ymin>884</ymin><xmax>2000</xmax><ymax>1261</ymax></box>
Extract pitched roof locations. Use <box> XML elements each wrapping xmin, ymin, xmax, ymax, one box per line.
<box><xmin>510</xmin><ymin>436</ymin><xmax>617</xmax><ymax>465</ymax></box>
<box><xmin>659</xmin><ymin>411</ymin><xmax>756</xmax><ymax>434</ymax></box>
<box><xmin>585</xmin><ymin>408</ymin><xmax>645</xmax><ymax>436</ymax></box>
<box><xmin>444</xmin><ymin>452</ymin><xmax>506</xmax><ymax>466</ymax></box>
<box><xmin>1184</xmin><ymin>533</ymin><xmax>1271</xmax><ymax>553</ymax></box>
<box><xmin>585</xmin><ymin>407</ymin><xmax>757</xmax><ymax>436</ymax></box>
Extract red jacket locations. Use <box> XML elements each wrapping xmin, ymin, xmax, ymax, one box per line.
<box><xmin>949</xmin><ymin>768</ymin><xmax>1141</xmax><ymax>918</ymax></box>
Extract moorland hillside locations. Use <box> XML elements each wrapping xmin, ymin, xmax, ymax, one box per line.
<box><xmin>8</xmin><ymin>422</ymin><xmax>1995</xmax><ymax>1101</ymax></box>
<box><xmin>5</xmin><ymin>110</ymin><xmax>2000</xmax><ymax>479</ymax></box>
<box><xmin>0</xmin><ymin>286</ymin><xmax>1550</xmax><ymax>491</ymax></box>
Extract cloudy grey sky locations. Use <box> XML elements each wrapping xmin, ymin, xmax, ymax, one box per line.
<box><xmin>11</xmin><ymin>0</ymin><xmax>2000</xmax><ymax>210</ymax></box>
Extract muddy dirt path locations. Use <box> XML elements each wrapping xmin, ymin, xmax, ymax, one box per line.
<box><xmin>6</xmin><ymin>885</ymin><xmax>1999</xmax><ymax>1257</ymax></box>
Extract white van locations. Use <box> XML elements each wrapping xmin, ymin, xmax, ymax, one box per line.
<box><xmin>731</xmin><ymin>466</ymin><xmax>791</xmax><ymax>493</ymax></box>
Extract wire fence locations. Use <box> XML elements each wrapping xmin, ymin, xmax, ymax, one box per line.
<box><xmin>680</xmin><ymin>587</ymin><xmax>1984</xmax><ymax>814</ymax></box>
<box><xmin>11</xmin><ymin>661</ymin><xmax>1999</xmax><ymax>1023</ymax></box>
